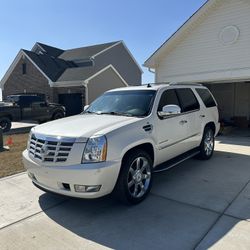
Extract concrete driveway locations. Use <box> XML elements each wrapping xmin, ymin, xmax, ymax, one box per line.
<box><xmin>0</xmin><ymin>135</ymin><xmax>250</xmax><ymax>250</ymax></box>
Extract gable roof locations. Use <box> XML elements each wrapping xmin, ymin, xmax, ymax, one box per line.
<box><xmin>36</xmin><ymin>42</ymin><xmax>64</xmax><ymax>57</ymax></box>
<box><xmin>144</xmin><ymin>0</ymin><xmax>218</xmax><ymax>68</ymax></box>
<box><xmin>23</xmin><ymin>49</ymin><xmax>75</xmax><ymax>81</ymax></box>
<box><xmin>1</xmin><ymin>40</ymin><xmax>140</xmax><ymax>88</ymax></box>
<box><xmin>59</xmin><ymin>41</ymin><xmax>119</xmax><ymax>61</ymax></box>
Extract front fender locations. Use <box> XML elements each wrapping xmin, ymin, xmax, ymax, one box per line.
<box><xmin>106</xmin><ymin>119</ymin><xmax>156</xmax><ymax>165</ymax></box>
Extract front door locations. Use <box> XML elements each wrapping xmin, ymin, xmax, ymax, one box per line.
<box><xmin>154</xmin><ymin>89</ymin><xmax>189</xmax><ymax>165</ymax></box>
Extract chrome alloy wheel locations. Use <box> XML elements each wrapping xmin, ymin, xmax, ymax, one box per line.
<box><xmin>127</xmin><ymin>157</ymin><xmax>151</xmax><ymax>198</ymax></box>
<box><xmin>204</xmin><ymin>130</ymin><xmax>214</xmax><ymax>156</ymax></box>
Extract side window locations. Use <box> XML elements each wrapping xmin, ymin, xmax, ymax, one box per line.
<box><xmin>176</xmin><ymin>88</ymin><xmax>200</xmax><ymax>112</ymax></box>
<box><xmin>158</xmin><ymin>89</ymin><xmax>180</xmax><ymax>111</ymax></box>
<box><xmin>19</xmin><ymin>97</ymin><xmax>30</xmax><ymax>108</ymax></box>
<box><xmin>195</xmin><ymin>88</ymin><xmax>217</xmax><ymax>108</ymax></box>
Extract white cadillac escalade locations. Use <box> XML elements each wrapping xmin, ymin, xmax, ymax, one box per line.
<box><xmin>23</xmin><ymin>83</ymin><xmax>220</xmax><ymax>204</ymax></box>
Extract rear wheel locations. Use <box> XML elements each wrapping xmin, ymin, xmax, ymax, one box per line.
<box><xmin>198</xmin><ymin>127</ymin><xmax>215</xmax><ymax>160</ymax></box>
<box><xmin>52</xmin><ymin>111</ymin><xmax>64</xmax><ymax>120</ymax></box>
<box><xmin>0</xmin><ymin>117</ymin><xmax>11</xmax><ymax>132</ymax></box>
<box><xmin>114</xmin><ymin>149</ymin><xmax>153</xmax><ymax>205</ymax></box>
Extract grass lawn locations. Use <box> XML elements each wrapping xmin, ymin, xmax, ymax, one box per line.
<box><xmin>0</xmin><ymin>133</ymin><xmax>29</xmax><ymax>178</ymax></box>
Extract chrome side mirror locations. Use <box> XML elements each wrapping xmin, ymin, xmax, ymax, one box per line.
<box><xmin>83</xmin><ymin>105</ymin><xmax>89</xmax><ymax>111</ymax></box>
<box><xmin>158</xmin><ymin>104</ymin><xmax>181</xmax><ymax>118</ymax></box>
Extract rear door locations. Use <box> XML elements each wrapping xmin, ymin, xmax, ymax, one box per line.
<box><xmin>175</xmin><ymin>88</ymin><xmax>202</xmax><ymax>150</ymax></box>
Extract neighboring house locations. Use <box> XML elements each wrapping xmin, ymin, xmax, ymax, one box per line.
<box><xmin>144</xmin><ymin>0</ymin><xmax>250</xmax><ymax>127</ymax></box>
<box><xmin>1</xmin><ymin>41</ymin><xmax>142</xmax><ymax>116</ymax></box>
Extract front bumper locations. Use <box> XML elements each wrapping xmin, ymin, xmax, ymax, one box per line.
<box><xmin>22</xmin><ymin>150</ymin><xmax>121</xmax><ymax>198</ymax></box>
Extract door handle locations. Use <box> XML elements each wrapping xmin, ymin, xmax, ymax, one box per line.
<box><xmin>200</xmin><ymin>115</ymin><xmax>206</xmax><ymax>118</ymax></box>
<box><xmin>179</xmin><ymin>120</ymin><xmax>188</xmax><ymax>125</ymax></box>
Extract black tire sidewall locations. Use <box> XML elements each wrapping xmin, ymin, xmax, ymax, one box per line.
<box><xmin>53</xmin><ymin>112</ymin><xmax>64</xmax><ymax>120</ymax></box>
<box><xmin>114</xmin><ymin>149</ymin><xmax>153</xmax><ymax>205</ymax></box>
<box><xmin>199</xmin><ymin>127</ymin><xmax>215</xmax><ymax>160</ymax></box>
<box><xmin>0</xmin><ymin>117</ymin><xmax>11</xmax><ymax>132</ymax></box>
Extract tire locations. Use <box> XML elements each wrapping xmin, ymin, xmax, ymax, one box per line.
<box><xmin>0</xmin><ymin>117</ymin><xmax>12</xmax><ymax>132</ymax></box>
<box><xmin>197</xmin><ymin>127</ymin><xmax>215</xmax><ymax>160</ymax></box>
<box><xmin>52</xmin><ymin>111</ymin><xmax>64</xmax><ymax>120</ymax></box>
<box><xmin>114</xmin><ymin>149</ymin><xmax>153</xmax><ymax>205</ymax></box>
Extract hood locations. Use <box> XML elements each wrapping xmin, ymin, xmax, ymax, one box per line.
<box><xmin>48</xmin><ymin>102</ymin><xmax>63</xmax><ymax>107</ymax></box>
<box><xmin>32</xmin><ymin>114</ymin><xmax>139</xmax><ymax>139</ymax></box>
<box><xmin>0</xmin><ymin>102</ymin><xmax>13</xmax><ymax>107</ymax></box>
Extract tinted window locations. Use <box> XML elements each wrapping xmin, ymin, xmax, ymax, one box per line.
<box><xmin>158</xmin><ymin>89</ymin><xmax>180</xmax><ymax>111</ymax></box>
<box><xmin>196</xmin><ymin>88</ymin><xmax>216</xmax><ymax>108</ymax></box>
<box><xmin>19</xmin><ymin>96</ymin><xmax>43</xmax><ymax>107</ymax></box>
<box><xmin>176</xmin><ymin>88</ymin><xmax>200</xmax><ymax>112</ymax></box>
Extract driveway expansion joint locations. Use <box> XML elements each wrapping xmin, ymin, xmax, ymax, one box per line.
<box><xmin>193</xmin><ymin>179</ymin><xmax>250</xmax><ymax>249</ymax></box>
<box><xmin>0</xmin><ymin>198</ymin><xmax>70</xmax><ymax>231</ymax></box>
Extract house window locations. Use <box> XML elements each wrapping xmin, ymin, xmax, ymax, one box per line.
<box><xmin>22</xmin><ymin>63</ymin><xmax>27</xmax><ymax>74</ymax></box>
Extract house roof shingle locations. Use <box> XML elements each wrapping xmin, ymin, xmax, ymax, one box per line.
<box><xmin>23</xmin><ymin>50</ymin><xmax>75</xmax><ymax>82</ymax></box>
<box><xmin>58</xmin><ymin>41</ymin><xmax>118</xmax><ymax>61</ymax></box>
<box><xmin>36</xmin><ymin>42</ymin><xmax>65</xmax><ymax>58</ymax></box>
<box><xmin>23</xmin><ymin>41</ymin><xmax>121</xmax><ymax>83</ymax></box>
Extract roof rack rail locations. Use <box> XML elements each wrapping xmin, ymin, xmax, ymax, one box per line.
<box><xmin>169</xmin><ymin>82</ymin><xmax>203</xmax><ymax>86</ymax></box>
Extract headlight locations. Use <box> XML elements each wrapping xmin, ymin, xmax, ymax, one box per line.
<box><xmin>82</xmin><ymin>135</ymin><xmax>107</xmax><ymax>163</ymax></box>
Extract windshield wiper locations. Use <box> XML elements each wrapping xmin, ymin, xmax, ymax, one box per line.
<box><xmin>98</xmin><ymin>111</ymin><xmax>133</xmax><ymax>117</ymax></box>
<box><xmin>83</xmin><ymin>110</ymin><xmax>97</xmax><ymax>114</ymax></box>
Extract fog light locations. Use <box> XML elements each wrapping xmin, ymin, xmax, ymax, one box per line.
<box><xmin>74</xmin><ymin>185</ymin><xmax>101</xmax><ymax>193</ymax></box>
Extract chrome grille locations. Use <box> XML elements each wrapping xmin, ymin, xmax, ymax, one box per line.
<box><xmin>29</xmin><ymin>134</ymin><xmax>75</xmax><ymax>163</ymax></box>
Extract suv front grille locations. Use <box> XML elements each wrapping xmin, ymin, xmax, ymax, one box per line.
<box><xmin>29</xmin><ymin>134</ymin><xmax>75</xmax><ymax>163</ymax></box>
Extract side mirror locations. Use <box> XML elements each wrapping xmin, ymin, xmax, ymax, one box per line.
<box><xmin>83</xmin><ymin>105</ymin><xmax>89</xmax><ymax>111</ymax></box>
<box><xmin>158</xmin><ymin>105</ymin><xmax>181</xmax><ymax>118</ymax></box>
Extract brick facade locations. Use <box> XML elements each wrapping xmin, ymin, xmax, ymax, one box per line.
<box><xmin>2</xmin><ymin>56</ymin><xmax>54</xmax><ymax>101</ymax></box>
<box><xmin>2</xmin><ymin>57</ymin><xmax>85</xmax><ymax>107</ymax></box>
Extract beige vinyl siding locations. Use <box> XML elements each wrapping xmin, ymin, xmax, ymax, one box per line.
<box><xmin>156</xmin><ymin>0</ymin><xmax>250</xmax><ymax>83</ymax></box>
<box><xmin>87</xmin><ymin>67</ymin><xmax>126</xmax><ymax>104</ymax></box>
<box><xmin>95</xmin><ymin>43</ymin><xmax>141</xmax><ymax>85</ymax></box>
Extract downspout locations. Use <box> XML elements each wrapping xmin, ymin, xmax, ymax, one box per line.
<box><xmin>148</xmin><ymin>68</ymin><xmax>155</xmax><ymax>74</ymax></box>
<box><xmin>148</xmin><ymin>67</ymin><xmax>156</xmax><ymax>82</ymax></box>
<box><xmin>82</xmin><ymin>81</ymin><xmax>88</xmax><ymax>105</ymax></box>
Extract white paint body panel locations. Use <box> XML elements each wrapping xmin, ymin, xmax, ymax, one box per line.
<box><xmin>155</xmin><ymin>0</ymin><xmax>250</xmax><ymax>83</ymax></box>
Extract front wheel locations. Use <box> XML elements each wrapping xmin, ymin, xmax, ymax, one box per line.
<box><xmin>114</xmin><ymin>149</ymin><xmax>153</xmax><ymax>205</ymax></box>
<box><xmin>0</xmin><ymin>117</ymin><xmax>12</xmax><ymax>132</ymax></box>
<box><xmin>198</xmin><ymin>127</ymin><xmax>215</xmax><ymax>160</ymax></box>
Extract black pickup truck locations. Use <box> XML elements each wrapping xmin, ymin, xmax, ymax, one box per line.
<box><xmin>0</xmin><ymin>94</ymin><xmax>66</xmax><ymax>132</ymax></box>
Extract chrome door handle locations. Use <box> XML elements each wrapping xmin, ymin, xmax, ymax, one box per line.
<box><xmin>180</xmin><ymin>120</ymin><xmax>188</xmax><ymax>125</ymax></box>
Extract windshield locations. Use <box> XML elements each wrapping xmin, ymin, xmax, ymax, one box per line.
<box><xmin>85</xmin><ymin>90</ymin><xmax>156</xmax><ymax>117</ymax></box>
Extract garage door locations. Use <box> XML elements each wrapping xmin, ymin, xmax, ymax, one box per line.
<box><xmin>58</xmin><ymin>93</ymin><xmax>83</xmax><ymax>116</ymax></box>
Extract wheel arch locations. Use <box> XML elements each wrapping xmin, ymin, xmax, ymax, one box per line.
<box><xmin>204</xmin><ymin>121</ymin><xmax>216</xmax><ymax>134</ymax></box>
<box><xmin>121</xmin><ymin>142</ymin><xmax>155</xmax><ymax>167</ymax></box>
<box><xmin>51</xmin><ymin>109</ymin><xmax>64</xmax><ymax>119</ymax></box>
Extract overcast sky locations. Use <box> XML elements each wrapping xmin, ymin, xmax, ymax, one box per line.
<box><xmin>0</xmin><ymin>0</ymin><xmax>207</xmax><ymax>100</ymax></box>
